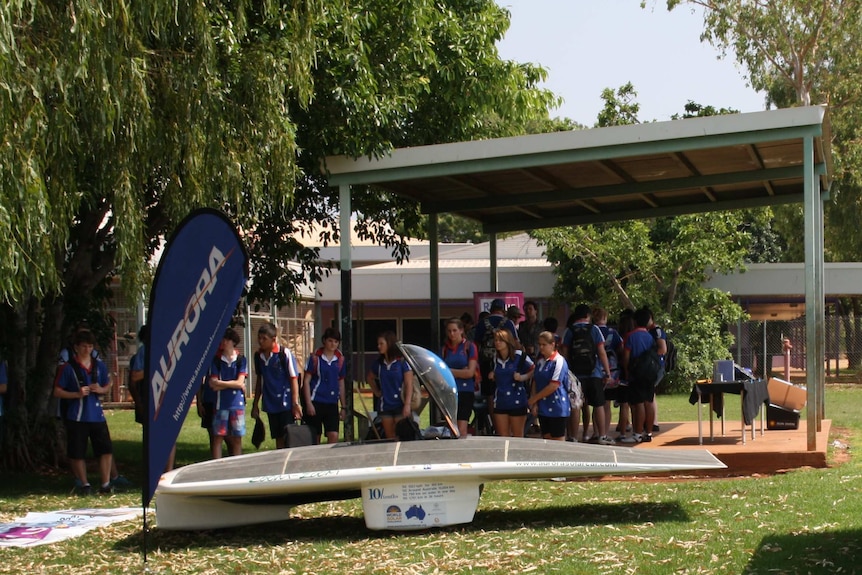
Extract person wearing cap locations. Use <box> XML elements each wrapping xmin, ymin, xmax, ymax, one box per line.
<box><xmin>473</xmin><ymin>299</ymin><xmax>519</xmax><ymax>427</ymax></box>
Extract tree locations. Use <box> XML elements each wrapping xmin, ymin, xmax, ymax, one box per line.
<box><xmin>0</xmin><ymin>0</ymin><xmax>556</xmax><ymax>470</ymax></box>
<box><xmin>533</xmin><ymin>89</ymin><xmax>752</xmax><ymax>391</ymax></box>
<box><xmin>665</xmin><ymin>0</ymin><xmax>862</xmax><ymax>366</ymax></box>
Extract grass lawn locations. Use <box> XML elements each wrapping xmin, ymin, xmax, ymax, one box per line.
<box><xmin>1</xmin><ymin>387</ymin><xmax>861</xmax><ymax>574</ymax></box>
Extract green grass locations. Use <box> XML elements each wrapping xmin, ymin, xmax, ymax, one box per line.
<box><xmin>1</xmin><ymin>388</ymin><xmax>861</xmax><ymax>574</ymax></box>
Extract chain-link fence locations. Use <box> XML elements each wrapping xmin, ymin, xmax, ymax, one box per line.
<box><xmin>730</xmin><ymin>315</ymin><xmax>861</xmax><ymax>385</ymax></box>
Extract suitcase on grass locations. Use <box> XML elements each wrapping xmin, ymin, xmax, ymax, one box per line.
<box><xmin>284</xmin><ymin>421</ymin><xmax>314</xmax><ymax>447</ymax></box>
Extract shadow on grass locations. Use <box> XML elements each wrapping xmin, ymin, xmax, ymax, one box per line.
<box><xmin>745</xmin><ymin>529</ymin><xmax>862</xmax><ymax>574</ymax></box>
<box><xmin>111</xmin><ymin>500</ymin><xmax>690</xmax><ymax>552</ymax></box>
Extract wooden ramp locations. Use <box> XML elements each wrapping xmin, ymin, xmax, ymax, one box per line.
<box><xmin>617</xmin><ymin>419</ymin><xmax>830</xmax><ymax>477</ymax></box>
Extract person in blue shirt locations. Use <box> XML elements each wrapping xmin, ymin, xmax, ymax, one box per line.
<box><xmin>251</xmin><ymin>322</ymin><xmax>301</xmax><ymax>449</ymax></box>
<box><xmin>441</xmin><ymin>317</ymin><xmax>478</xmax><ymax>438</ymax></box>
<box><xmin>303</xmin><ymin>327</ymin><xmax>346</xmax><ymax>445</ymax></box>
<box><xmin>621</xmin><ymin>308</ymin><xmax>658</xmax><ymax>443</ymax></box>
<box><xmin>208</xmin><ymin>328</ymin><xmax>248</xmax><ymax>458</ymax></box>
<box><xmin>53</xmin><ymin>329</ymin><xmax>114</xmax><ymax>495</ymax></box>
<box><xmin>489</xmin><ymin>329</ymin><xmax>533</xmax><ymax>437</ymax></box>
<box><xmin>129</xmin><ymin>324</ymin><xmax>176</xmax><ymax>471</ymax></box>
<box><xmin>529</xmin><ymin>331</ymin><xmax>571</xmax><ymax>441</ymax></box>
<box><xmin>367</xmin><ymin>331</ymin><xmax>413</xmax><ymax>440</ymax></box>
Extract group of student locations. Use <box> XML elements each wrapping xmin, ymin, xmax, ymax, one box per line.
<box><xmin>195</xmin><ymin>323</ymin><xmax>348</xmax><ymax>458</ymax></box>
<box><xmin>442</xmin><ymin>299</ymin><xmax>671</xmax><ymax>444</ymax></box>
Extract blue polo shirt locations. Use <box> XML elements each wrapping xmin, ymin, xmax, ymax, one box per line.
<box><xmin>305</xmin><ymin>349</ymin><xmax>345</xmax><ymax>405</ymax></box>
<box><xmin>442</xmin><ymin>340</ymin><xmax>477</xmax><ymax>392</ymax></box>
<box><xmin>533</xmin><ymin>351</ymin><xmax>571</xmax><ymax>417</ymax></box>
<box><xmin>493</xmin><ymin>351</ymin><xmax>533</xmax><ymax>411</ymax></box>
<box><xmin>255</xmin><ymin>344</ymin><xmax>299</xmax><ymax>413</ymax></box>
<box><xmin>54</xmin><ymin>358</ymin><xmax>110</xmax><ymax>422</ymax></box>
<box><xmin>209</xmin><ymin>353</ymin><xmax>248</xmax><ymax>411</ymax></box>
<box><xmin>372</xmin><ymin>356</ymin><xmax>413</xmax><ymax>412</ymax></box>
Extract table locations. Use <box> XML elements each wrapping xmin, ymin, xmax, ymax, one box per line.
<box><xmin>689</xmin><ymin>379</ymin><xmax>770</xmax><ymax>445</ymax></box>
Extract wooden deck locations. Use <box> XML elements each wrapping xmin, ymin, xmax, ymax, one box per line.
<box><xmin>616</xmin><ymin>418</ymin><xmax>831</xmax><ymax>478</ymax></box>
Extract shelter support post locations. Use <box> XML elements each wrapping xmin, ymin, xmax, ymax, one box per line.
<box><xmin>803</xmin><ymin>136</ymin><xmax>823</xmax><ymax>450</ymax></box>
<box><xmin>340</xmin><ymin>184</ymin><xmax>355</xmax><ymax>441</ymax></box>
<box><xmin>489</xmin><ymin>232</ymin><xmax>498</xmax><ymax>292</ymax></box>
<box><xmin>429</xmin><ymin>213</ymin><xmax>441</xmax><ymax>426</ymax></box>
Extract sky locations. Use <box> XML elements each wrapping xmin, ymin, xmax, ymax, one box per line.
<box><xmin>495</xmin><ymin>0</ymin><xmax>768</xmax><ymax>126</ymax></box>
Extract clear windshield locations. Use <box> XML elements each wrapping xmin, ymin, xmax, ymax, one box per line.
<box><xmin>397</xmin><ymin>342</ymin><xmax>460</xmax><ymax>438</ymax></box>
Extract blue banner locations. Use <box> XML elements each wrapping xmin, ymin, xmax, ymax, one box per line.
<box><xmin>144</xmin><ymin>209</ymin><xmax>248</xmax><ymax>507</ymax></box>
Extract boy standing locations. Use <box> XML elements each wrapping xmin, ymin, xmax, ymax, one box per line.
<box><xmin>53</xmin><ymin>329</ymin><xmax>114</xmax><ymax>495</ymax></box>
<box><xmin>208</xmin><ymin>328</ymin><xmax>248</xmax><ymax>458</ymax></box>
<box><xmin>251</xmin><ymin>323</ymin><xmax>301</xmax><ymax>449</ymax></box>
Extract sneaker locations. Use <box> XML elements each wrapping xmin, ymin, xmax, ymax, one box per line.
<box><xmin>110</xmin><ymin>475</ymin><xmax>132</xmax><ymax>488</ymax></box>
<box><xmin>74</xmin><ymin>484</ymin><xmax>92</xmax><ymax>496</ymax></box>
<box><xmin>641</xmin><ymin>434</ymin><xmax>653</xmax><ymax>443</ymax></box>
<box><xmin>98</xmin><ymin>484</ymin><xmax>114</xmax><ymax>495</ymax></box>
<box><xmin>597</xmin><ymin>436</ymin><xmax>615</xmax><ymax>445</ymax></box>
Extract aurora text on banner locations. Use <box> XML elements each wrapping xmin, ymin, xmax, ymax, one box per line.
<box><xmin>143</xmin><ymin>209</ymin><xmax>248</xmax><ymax>508</ymax></box>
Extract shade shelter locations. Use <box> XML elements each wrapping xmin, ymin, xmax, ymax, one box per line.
<box><xmin>323</xmin><ymin>106</ymin><xmax>833</xmax><ymax>449</ymax></box>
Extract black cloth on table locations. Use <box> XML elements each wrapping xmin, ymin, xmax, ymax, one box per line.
<box><xmin>688</xmin><ymin>379</ymin><xmax>770</xmax><ymax>425</ymax></box>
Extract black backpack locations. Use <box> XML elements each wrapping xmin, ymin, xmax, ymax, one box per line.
<box><xmin>664</xmin><ymin>338</ymin><xmax>678</xmax><ymax>373</ymax></box>
<box><xmin>479</xmin><ymin>317</ymin><xmax>497</xmax><ymax>369</ymax></box>
<box><xmin>629</xmin><ymin>344</ymin><xmax>665</xmax><ymax>387</ymax></box>
<box><xmin>567</xmin><ymin>324</ymin><xmax>597</xmax><ymax>375</ymax></box>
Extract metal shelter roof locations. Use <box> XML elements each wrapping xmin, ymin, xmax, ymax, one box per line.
<box><xmin>324</xmin><ymin>106</ymin><xmax>832</xmax><ymax>233</ymax></box>
<box><xmin>322</xmin><ymin>105</ymin><xmax>833</xmax><ymax>449</ymax></box>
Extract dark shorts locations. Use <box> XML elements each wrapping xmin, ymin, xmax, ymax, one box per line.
<box><xmin>200</xmin><ymin>402</ymin><xmax>215</xmax><ymax>430</ymax></box>
<box><xmin>267</xmin><ymin>411</ymin><xmax>294</xmax><ymax>440</ymax></box>
<box><xmin>538</xmin><ymin>415</ymin><xmax>567</xmax><ymax>439</ymax></box>
<box><xmin>627</xmin><ymin>380</ymin><xmax>656</xmax><ymax>405</ymax></box>
<box><xmin>580</xmin><ymin>377</ymin><xmax>606</xmax><ymax>407</ymax></box>
<box><xmin>65</xmin><ymin>420</ymin><xmax>113</xmax><ymax>460</ymax></box>
<box><xmin>379</xmin><ymin>408</ymin><xmax>403</xmax><ymax>419</ymax></box>
<box><xmin>457</xmin><ymin>391</ymin><xmax>475</xmax><ymax>422</ymax></box>
<box><xmin>303</xmin><ymin>401</ymin><xmax>339</xmax><ymax>435</ymax></box>
<box><xmin>494</xmin><ymin>406</ymin><xmax>528</xmax><ymax>417</ymax></box>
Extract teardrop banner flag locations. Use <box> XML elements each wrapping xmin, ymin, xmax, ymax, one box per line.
<box><xmin>143</xmin><ymin>209</ymin><xmax>248</xmax><ymax>508</ymax></box>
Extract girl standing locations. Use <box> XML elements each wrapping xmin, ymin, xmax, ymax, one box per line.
<box><xmin>529</xmin><ymin>331</ymin><xmax>571</xmax><ymax>441</ymax></box>
<box><xmin>441</xmin><ymin>318</ymin><xmax>478</xmax><ymax>438</ymax></box>
<box><xmin>489</xmin><ymin>329</ymin><xmax>533</xmax><ymax>437</ymax></box>
<box><xmin>367</xmin><ymin>331</ymin><xmax>413</xmax><ymax>439</ymax></box>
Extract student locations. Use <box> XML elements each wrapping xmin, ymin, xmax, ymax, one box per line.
<box><xmin>441</xmin><ymin>317</ymin><xmax>478</xmax><ymax>438</ymax></box>
<box><xmin>489</xmin><ymin>329</ymin><xmax>533</xmax><ymax>437</ymax></box>
<box><xmin>129</xmin><ymin>324</ymin><xmax>176</xmax><ymax>471</ymax></box>
<box><xmin>303</xmin><ymin>328</ymin><xmax>346</xmax><ymax>445</ymax></box>
<box><xmin>251</xmin><ymin>322</ymin><xmax>301</xmax><ymax>449</ymax></box>
<box><xmin>208</xmin><ymin>328</ymin><xmax>248</xmax><ymax>458</ymax></box>
<box><xmin>621</xmin><ymin>308</ymin><xmax>658</xmax><ymax>443</ymax></box>
<box><xmin>53</xmin><ymin>329</ymin><xmax>114</xmax><ymax>495</ymax></box>
<box><xmin>518</xmin><ymin>301</ymin><xmax>542</xmax><ymax>360</ymax></box>
<box><xmin>529</xmin><ymin>331</ymin><xmax>571</xmax><ymax>441</ymax></box>
<box><xmin>561</xmin><ymin>304</ymin><xmax>613</xmax><ymax>445</ymax></box>
<box><xmin>366</xmin><ymin>331</ymin><xmax>413</xmax><ymax>440</ymax></box>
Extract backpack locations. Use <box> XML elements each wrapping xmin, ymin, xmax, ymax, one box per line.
<box><xmin>629</xmin><ymin>345</ymin><xmax>666</xmax><ymax>387</ymax></box>
<box><xmin>664</xmin><ymin>338</ymin><xmax>678</xmax><ymax>373</ymax></box>
<box><xmin>598</xmin><ymin>325</ymin><xmax>620</xmax><ymax>375</ymax></box>
<box><xmin>565</xmin><ymin>369</ymin><xmax>584</xmax><ymax>411</ymax></box>
<box><xmin>479</xmin><ymin>317</ymin><xmax>497</xmax><ymax>369</ymax></box>
<box><xmin>567</xmin><ymin>324</ymin><xmax>597</xmax><ymax>375</ymax></box>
